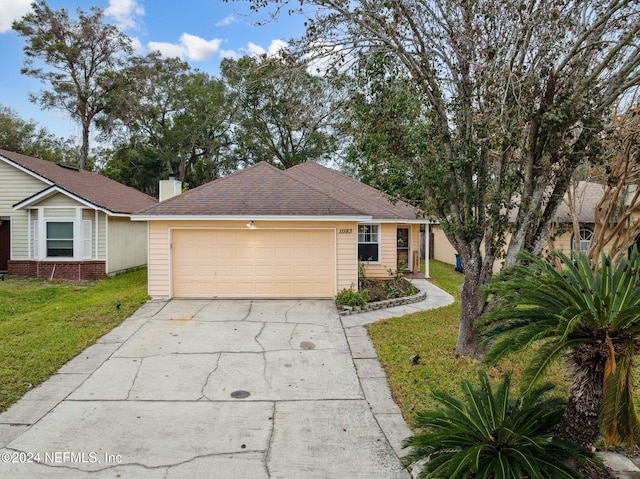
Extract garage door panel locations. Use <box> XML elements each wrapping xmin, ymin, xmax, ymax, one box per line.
<box><xmin>172</xmin><ymin>229</ymin><xmax>335</xmax><ymax>298</ymax></box>
<box><xmin>236</xmin><ymin>264</ymin><xmax>255</xmax><ymax>276</ymax></box>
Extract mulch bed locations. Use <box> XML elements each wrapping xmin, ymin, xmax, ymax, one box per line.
<box><xmin>359</xmin><ymin>277</ymin><xmax>415</xmax><ymax>303</ymax></box>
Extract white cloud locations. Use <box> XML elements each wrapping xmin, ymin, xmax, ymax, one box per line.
<box><xmin>105</xmin><ymin>0</ymin><xmax>144</xmax><ymax>31</ymax></box>
<box><xmin>148</xmin><ymin>33</ymin><xmax>223</xmax><ymax>61</ymax></box>
<box><xmin>220</xmin><ymin>49</ymin><xmax>241</xmax><ymax>60</ymax></box>
<box><xmin>129</xmin><ymin>36</ymin><xmax>144</xmax><ymax>53</ymax></box>
<box><xmin>246</xmin><ymin>39</ymin><xmax>289</xmax><ymax>58</ymax></box>
<box><xmin>148</xmin><ymin>41</ymin><xmax>185</xmax><ymax>59</ymax></box>
<box><xmin>215</xmin><ymin>15</ymin><xmax>237</xmax><ymax>27</ymax></box>
<box><xmin>180</xmin><ymin>33</ymin><xmax>222</xmax><ymax>61</ymax></box>
<box><xmin>0</xmin><ymin>0</ymin><xmax>31</xmax><ymax>33</ymax></box>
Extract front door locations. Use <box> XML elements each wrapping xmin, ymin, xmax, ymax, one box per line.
<box><xmin>397</xmin><ymin>227</ymin><xmax>410</xmax><ymax>271</ymax></box>
<box><xmin>0</xmin><ymin>219</ymin><xmax>9</xmax><ymax>272</ymax></box>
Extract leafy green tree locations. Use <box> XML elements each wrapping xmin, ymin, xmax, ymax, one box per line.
<box><xmin>344</xmin><ymin>53</ymin><xmax>429</xmax><ymax>204</ymax></box>
<box><xmin>221</xmin><ymin>54</ymin><xmax>344</xmax><ymax>169</ymax></box>
<box><xmin>403</xmin><ymin>371</ymin><xmax>596</xmax><ymax>479</ymax></box>
<box><xmin>99</xmin><ymin>53</ymin><xmax>233</xmax><ymax>194</ymax></box>
<box><xmin>13</xmin><ymin>1</ymin><xmax>132</xmax><ymax>170</ymax></box>
<box><xmin>245</xmin><ymin>0</ymin><xmax>640</xmax><ymax>357</ymax></box>
<box><xmin>480</xmin><ymin>250</ymin><xmax>640</xmax><ymax>449</ymax></box>
<box><xmin>98</xmin><ymin>144</ymin><xmax>165</xmax><ymax>197</ymax></box>
<box><xmin>0</xmin><ymin>104</ymin><xmax>77</xmax><ymax>163</ymax></box>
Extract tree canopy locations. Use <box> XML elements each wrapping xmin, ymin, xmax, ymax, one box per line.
<box><xmin>221</xmin><ymin>54</ymin><xmax>345</xmax><ymax>169</ymax></box>
<box><xmin>13</xmin><ymin>0</ymin><xmax>132</xmax><ymax>170</ymax></box>
<box><xmin>0</xmin><ymin>104</ymin><xmax>77</xmax><ymax>163</ymax></box>
<box><xmin>97</xmin><ymin>52</ymin><xmax>234</xmax><ymax>196</ymax></box>
<box><xmin>246</xmin><ymin>0</ymin><xmax>640</xmax><ymax>357</ymax></box>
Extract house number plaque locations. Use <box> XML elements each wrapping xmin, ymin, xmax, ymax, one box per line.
<box><xmin>338</xmin><ymin>229</ymin><xmax>353</xmax><ymax>234</ymax></box>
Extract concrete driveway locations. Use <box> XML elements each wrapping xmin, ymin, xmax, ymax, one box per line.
<box><xmin>0</xmin><ymin>299</ymin><xmax>412</xmax><ymax>479</ymax></box>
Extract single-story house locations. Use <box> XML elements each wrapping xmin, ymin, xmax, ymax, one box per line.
<box><xmin>134</xmin><ymin>161</ymin><xmax>428</xmax><ymax>299</ymax></box>
<box><xmin>0</xmin><ymin>149</ymin><xmax>157</xmax><ymax>280</ymax></box>
<box><xmin>432</xmin><ymin>181</ymin><xmax>635</xmax><ymax>272</ymax></box>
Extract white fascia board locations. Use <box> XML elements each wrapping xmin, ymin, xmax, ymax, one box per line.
<box><xmin>374</xmin><ymin>219</ymin><xmax>430</xmax><ymax>224</ymax></box>
<box><xmin>13</xmin><ymin>185</ymin><xmax>115</xmax><ymax>216</ymax></box>
<box><xmin>132</xmin><ymin>214</ymin><xmax>373</xmax><ymax>222</ymax></box>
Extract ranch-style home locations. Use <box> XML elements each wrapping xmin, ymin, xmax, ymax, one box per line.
<box><xmin>0</xmin><ymin>149</ymin><xmax>157</xmax><ymax>280</ymax></box>
<box><xmin>135</xmin><ymin>161</ymin><xmax>428</xmax><ymax>299</ymax></box>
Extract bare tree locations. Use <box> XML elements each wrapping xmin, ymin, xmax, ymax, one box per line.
<box><xmin>587</xmin><ymin>102</ymin><xmax>640</xmax><ymax>264</ymax></box>
<box><xmin>13</xmin><ymin>1</ymin><xmax>132</xmax><ymax>169</ymax></box>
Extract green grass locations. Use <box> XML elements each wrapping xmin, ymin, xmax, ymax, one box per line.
<box><xmin>368</xmin><ymin>260</ymin><xmax>568</xmax><ymax>427</ymax></box>
<box><xmin>0</xmin><ymin>268</ymin><xmax>149</xmax><ymax>412</ymax></box>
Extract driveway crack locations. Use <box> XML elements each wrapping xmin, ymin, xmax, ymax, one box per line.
<box><xmin>284</xmin><ymin>301</ymin><xmax>297</xmax><ymax>323</ymax></box>
<box><xmin>255</xmin><ymin>323</ymin><xmax>272</xmax><ymax>390</ymax></box>
<box><xmin>240</xmin><ymin>300</ymin><xmax>253</xmax><ymax>321</ymax></box>
<box><xmin>264</xmin><ymin>402</ymin><xmax>276</xmax><ymax>479</ymax></box>
<box><xmin>288</xmin><ymin>323</ymin><xmax>299</xmax><ymax>349</ymax></box>
<box><xmin>126</xmin><ymin>358</ymin><xmax>143</xmax><ymax>400</ymax></box>
<box><xmin>199</xmin><ymin>353</ymin><xmax>220</xmax><ymax>401</ymax></box>
<box><xmin>17</xmin><ymin>449</ymin><xmax>264</xmax><ymax>475</ymax></box>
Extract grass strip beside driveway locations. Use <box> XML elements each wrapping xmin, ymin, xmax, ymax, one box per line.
<box><xmin>367</xmin><ymin>260</ymin><xmax>569</xmax><ymax>427</ymax></box>
<box><xmin>0</xmin><ymin>268</ymin><xmax>148</xmax><ymax>412</ymax></box>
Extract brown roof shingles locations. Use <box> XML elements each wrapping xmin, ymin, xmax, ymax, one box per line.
<box><xmin>1</xmin><ymin>149</ymin><xmax>157</xmax><ymax>214</ymax></box>
<box><xmin>138</xmin><ymin>161</ymin><xmax>422</xmax><ymax>220</ymax></box>
<box><xmin>285</xmin><ymin>161</ymin><xmax>420</xmax><ymax>220</ymax></box>
<box><xmin>139</xmin><ymin>162</ymin><xmax>366</xmax><ymax>217</ymax></box>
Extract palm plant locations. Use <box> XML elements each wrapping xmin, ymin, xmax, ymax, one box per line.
<box><xmin>402</xmin><ymin>371</ymin><xmax>594</xmax><ymax>479</ymax></box>
<box><xmin>479</xmin><ymin>249</ymin><xmax>640</xmax><ymax>448</ymax></box>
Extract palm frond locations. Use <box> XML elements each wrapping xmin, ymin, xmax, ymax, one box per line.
<box><xmin>480</xmin><ymin>248</ymin><xmax>640</xmax><ymax>448</ymax></box>
<box><xmin>403</xmin><ymin>371</ymin><xmax>592</xmax><ymax>478</ymax></box>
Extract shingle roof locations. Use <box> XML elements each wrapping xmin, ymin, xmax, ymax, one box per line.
<box><xmin>556</xmin><ymin>181</ymin><xmax>606</xmax><ymax>224</ymax></box>
<box><xmin>285</xmin><ymin>161</ymin><xmax>420</xmax><ymax>220</ymax></box>
<box><xmin>1</xmin><ymin>149</ymin><xmax>157</xmax><ymax>214</ymax></box>
<box><xmin>138</xmin><ymin>161</ymin><xmax>421</xmax><ymax>220</ymax></box>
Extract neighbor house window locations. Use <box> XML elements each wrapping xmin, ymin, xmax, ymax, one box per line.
<box><xmin>571</xmin><ymin>227</ymin><xmax>593</xmax><ymax>253</ymax></box>
<box><xmin>358</xmin><ymin>224</ymin><xmax>380</xmax><ymax>262</ymax></box>
<box><xmin>46</xmin><ymin>222</ymin><xmax>74</xmax><ymax>257</ymax></box>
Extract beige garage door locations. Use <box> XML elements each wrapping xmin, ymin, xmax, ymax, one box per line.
<box><xmin>171</xmin><ymin>229</ymin><xmax>335</xmax><ymax>298</ymax></box>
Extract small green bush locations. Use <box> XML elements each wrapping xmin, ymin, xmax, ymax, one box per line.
<box><xmin>336</xmin><ymin>285</ymin><xmax>368</xmax><ymax>308</ymax></box>
<box><xmin>403</xmin><ymin>370</ymin><xmax>598</xmax><ymax>479</ymax></box>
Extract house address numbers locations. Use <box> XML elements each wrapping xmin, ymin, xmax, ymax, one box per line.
<box><xmin>338</xmin><ymin>228</ymin><xmax>353</xmax><ymax>234</ymax></box>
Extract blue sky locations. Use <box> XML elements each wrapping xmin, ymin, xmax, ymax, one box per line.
<box><xmin>0</xmin><ymin>0</ymin><xmax>307</xmax><ymax>141</ymax></box>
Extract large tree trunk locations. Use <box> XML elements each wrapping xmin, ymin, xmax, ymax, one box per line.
<box><xmin>456</xmin><ymin>244</ymin><xmax>491</xmax><ymax>359</ymax></box>
<box><xmin>555</xmin><ymin>344</ymin><xmax>606</xmax><ymax>448</ymax></box>
<box><xmin>80</xmin><ymin>120</ymin><xmax>90</xmax><ymax>170</ymax></box>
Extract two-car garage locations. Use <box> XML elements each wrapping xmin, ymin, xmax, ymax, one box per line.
<box><xmin>170</xmin><ymin>228</ymin><xmax>336</xmax><ymax>299</ymax></box>
<box><xmin>138</xmin><ymin>161</ymin><xmax>421</xmax><ymax>300</ymax></box>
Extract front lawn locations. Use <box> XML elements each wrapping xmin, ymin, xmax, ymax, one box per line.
<box><xmin>367</xmin><ymin>260</ymin><xmax>569</xmax><ymax>426</ymax></box>
<box><xmin>0</xmin><ymin>268</ymin><xmax>148</xmax><ymax>412</ymax></box>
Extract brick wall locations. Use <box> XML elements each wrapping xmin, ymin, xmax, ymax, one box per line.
<box><xmin>8</xmin><ymin>260</ymin><xmax>107</xmax><ymax>281</ymax></box>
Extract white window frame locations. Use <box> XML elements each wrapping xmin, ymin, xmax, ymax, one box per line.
<box><xmin>571</xmin><ymin>227</ymin><xmax>593</xmax><ymax>253</ymax></box>
<box><xmin>45</xmin><ymin>220</ymin><xmax>75</xmax><ymax>259</ymax></box>
<box><xmin>33</xmin><ymin>207</ymin><xmax>93</xmax><ymax>261</ymax></box>
<box><xmin>357</xmin><ymin>223</ymin><xmax>381</xmax><ymax>263</ymax></box>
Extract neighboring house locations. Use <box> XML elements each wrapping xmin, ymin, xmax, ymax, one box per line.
<box><xmin>0</xmin><ymin>149</ymin><xmax>157</xmax><ymax>280</ymax></box>
<box><xmin>134</xmin><ymin>161</ymin><xmax>428</xmax><ymax>299</ymax></box>
<box><xmin>432</xmin><ymin>181</ymin><xmax>631</xmax><ymax>272</ymax></box>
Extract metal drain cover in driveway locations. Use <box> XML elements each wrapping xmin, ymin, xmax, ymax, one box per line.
<box><xmin>231</xmin><ymin>390</ymin><xmax>251</xmax><ymax>399</ymax></box>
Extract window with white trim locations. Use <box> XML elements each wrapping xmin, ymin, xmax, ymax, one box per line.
<box><xmin>46</xmin><ymin>221</ymin><xmax>74</xmax><ymax>257</ymax></box>
<box><xmin>571</xmin><ymin>227</ymin><xmax>593</xmax><ymax>253</ymax></box>
<box><xmin>32</xmin><ymin>208</ymin><xmax>94</xmax><ymax>260</ymax></box>
<box><xmin>358</xmin><ymin>224</ymin><xmax>380</xmax><ymax>262</ymax></box>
